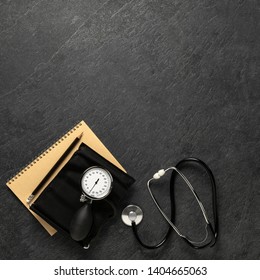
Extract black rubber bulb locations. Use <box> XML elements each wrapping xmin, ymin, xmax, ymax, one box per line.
<box><xmin>70</xmin><ymin>203</ymin><xmax>93</xmax><ymax>241</ymax></box>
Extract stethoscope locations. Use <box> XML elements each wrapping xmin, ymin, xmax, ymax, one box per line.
<box><xmin>121</xmin><ymin>157</ymin><xmax>218</xmax><ymax>249</ymax></box>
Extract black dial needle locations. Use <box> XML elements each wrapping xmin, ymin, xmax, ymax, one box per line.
<box><xmin>89</xmin><ymin>178</ymin><xmax>99</xmax><ymax>193</ymax></box>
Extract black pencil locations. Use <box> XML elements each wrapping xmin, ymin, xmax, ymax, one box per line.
<box><xmin>26</xmin><ymin>133</ymin><xmax>83</xmax><ymax>204</ymax></box>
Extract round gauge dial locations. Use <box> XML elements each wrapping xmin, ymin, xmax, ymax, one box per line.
<box><xmin>81</xmin><ymin>166</ymin><xmax>113</xmax><ymax>200</ymax></box>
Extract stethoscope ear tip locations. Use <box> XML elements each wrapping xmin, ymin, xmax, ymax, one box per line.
<box><xmin>121</xmin><ymin>205</ymin><xmax>143</xmax><ymax>226</ymax></box>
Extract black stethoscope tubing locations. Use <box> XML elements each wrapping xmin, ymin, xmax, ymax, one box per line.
<box><xmin>131</xmin><ymin>157</ymin><xmax>218</xmax><ymax>249</ymax></box>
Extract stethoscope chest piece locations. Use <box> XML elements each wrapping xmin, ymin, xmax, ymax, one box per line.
<box><xmin>121</xmin><ymin>205</ymin><xmax>143</xmax><ymax>226</ymax></box>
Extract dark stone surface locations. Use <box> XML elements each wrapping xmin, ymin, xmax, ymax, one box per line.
<box><xmin>0</xmin><ymin>0</ymin><xmax>259</xmax><ymax>260</ymax></box>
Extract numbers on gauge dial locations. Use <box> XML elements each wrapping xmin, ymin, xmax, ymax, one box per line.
<box><xmin>81</xmin><ymin>167</ymin><xmax>112</xmax><ymax>199</ymax></box>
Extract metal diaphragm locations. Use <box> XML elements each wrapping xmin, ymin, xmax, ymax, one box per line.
<box><xmin>121</xmin><ymin>205</ymin><xmax>143</xmax><ymax>226</ymax></box>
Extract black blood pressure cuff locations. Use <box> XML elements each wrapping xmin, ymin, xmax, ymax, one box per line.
<box><xmin>30</xmin><ymin>143</ymin><xmax>135</xmax><ymax>247</ymax></box>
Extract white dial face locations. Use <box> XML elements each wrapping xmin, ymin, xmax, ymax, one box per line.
<box><xmin>81</xmin><ymin>167</ymin><xmax>113</xmax><ymax>200</ymax></box>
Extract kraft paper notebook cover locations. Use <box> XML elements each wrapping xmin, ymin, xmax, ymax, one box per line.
<box><xmin>6</xmin><ymin>120</ymin><xmax>126</xmax><ymax>236</ymax></box>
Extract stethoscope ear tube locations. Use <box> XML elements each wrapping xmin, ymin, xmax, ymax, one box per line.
<box><xmin>174</xmin><ymin>157</ymin><xmax>218</xmax><ymax>247</ymax></box>
<box><xmin>123</xmin><ymin>157</ymin><xmax>218</xmax><ymax>249</ymax></box>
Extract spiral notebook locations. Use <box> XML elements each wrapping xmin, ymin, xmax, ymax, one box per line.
<box><xmin>6</xmin><ymin>120</ymin><xmax>126</xmax><ymax>236</ymax></box>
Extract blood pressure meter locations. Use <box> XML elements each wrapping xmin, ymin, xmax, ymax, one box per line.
<box><xmin>70</xmin><ymin>166</ymin><xmax>113</xmax><ymax>243</ymax></box>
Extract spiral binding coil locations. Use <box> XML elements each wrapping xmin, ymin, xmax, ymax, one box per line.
<box><xmin>7</xmin><ymin>121</ymin><xmax>83</xmax><ymax>185</ymax></box>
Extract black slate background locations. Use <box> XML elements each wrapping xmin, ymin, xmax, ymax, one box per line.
<box><xmin>0</xmin><ymin>0</ymin><xmax>259</xmax><ymax>260</ymax></box>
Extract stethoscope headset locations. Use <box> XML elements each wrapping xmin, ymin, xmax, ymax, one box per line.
<box><xmin>121</xmin><ymin>157</ymin><xmax>218</xmax><ymax>249</ymax></box>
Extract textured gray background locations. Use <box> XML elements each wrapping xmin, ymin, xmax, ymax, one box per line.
<box><xmin>0</xmin><ymin>0</ymin><xmax>259</xmax><ymax>260</ymax></box>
